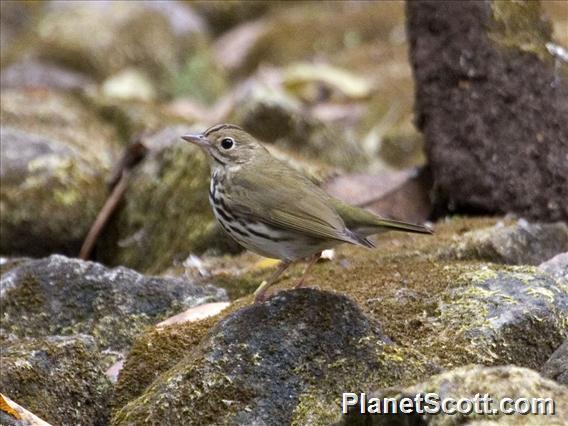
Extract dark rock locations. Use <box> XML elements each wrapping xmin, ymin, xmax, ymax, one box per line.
<box><xmin>445</xmin><ymin>220</ymin><xmax>568</xmax><ymax>265</ymax></box>
<box><xmin>342</xmin><ymin>365</ymin><xmax>568</xmax><ymax>425</ymax></box>
<box><xmin>113</xmin><ymin>289</ymin><xmax>426</xmax><ymax>425</ymax></box>
<box><xmin>438</xmin><ymin>268</ymin><xmax>567</xmax><ymax>369</ymax></box>
<box><xmin>0</xmin><ymin>255</ymin><xmax>227</xmax><ymax>353</ymax></box>
<box><xmin>0</xmin><ymin>89</ymin><xmax>118</xmax><ymax>257</ymax></box>
<box><xmin>1</xmin><ymin>58</ymin><xmax>95</xmax><ymax>91</ymax></box>
<box><xmin>540</xmin><ymin>252</ymin><xmax>568</xmax><ymax>284</ymax></box>
<box><xmin>0</xmin><ymin>335</ymin><xmax>112</xmax><ymax>426</ymax></box>
<box><xmin>407</xmin><ymin>0</ymin><xmax>568</xmax><ymax>222</ymax></box>
<box><xmin>542</xmin><ymin>339</ymin><xmax>568</xmax><ymax>385</ymax></box>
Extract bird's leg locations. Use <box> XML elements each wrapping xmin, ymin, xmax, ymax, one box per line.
<box><xmin>293</xmin><ymin>252</ymin><xmax>322</xmax><ymax>289</ymax></box>
<box><xmin>254</xmin><ymin>260</ymin><xmax>292</xmax><ymax>303</ymax></box>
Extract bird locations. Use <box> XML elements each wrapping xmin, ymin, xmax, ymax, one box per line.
<box><xmin>182</xmin><ymin>124</ymin><xmax>432</xmax><ymax>302</ymax></box>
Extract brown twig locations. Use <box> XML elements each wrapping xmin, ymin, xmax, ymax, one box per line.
<box><xmin>79</xmin><ymin>141</ymin><xmax>148</xmax><ymax>260</ymax></box>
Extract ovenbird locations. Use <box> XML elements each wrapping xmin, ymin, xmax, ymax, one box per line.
<box><xmin>182</xmin><ymin>124</ymin><xmax>431</xmax><ymax>302</ymax></box>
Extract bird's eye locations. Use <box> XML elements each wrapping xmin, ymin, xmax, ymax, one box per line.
<box><xmin>220</xmin><ymin>137</ymin><xmax>234</xmax><ymax>150</ymax></box>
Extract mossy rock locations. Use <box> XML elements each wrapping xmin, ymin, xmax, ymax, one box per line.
<box><xmin>112</xmin><ymin>314</ymin><xmax>222</xmax><ymax>413</ymax></box>
<box><xmin>90</xmin><ymin>96</ymin><xmax>193</xmax><ymax>145</ymax></box>
<box><xmin>0</xmin><ymin>255</ymin><xmax>227</xmax><ymax>355</ymax></box>
<box><xmin>166</xmin><ymin>43</ymin><xmax>228</xmax><ymax>104</ymax></box>
<box><xmin>112</xmin><ymin>289</ymin><xmax>430</xmax><ymax>425</ymax></box>
<box><xmin>438</xmin><ymin>267</ymin><xmax>567</xmax><ymax>369</ymax></box>
<box><xmin>342</xmin><ymin>365</ymin><xmax>568</xmax><ymax>425</ymax></box>
<box><xmin>0</xmin><ymin>335</ymin><xmax>112</xmax><ymax>426</ymax></box>
<box><xmin>0</xmin><ymin>88</ymin><xmax>118</xmax><ymax>257</ymax></box>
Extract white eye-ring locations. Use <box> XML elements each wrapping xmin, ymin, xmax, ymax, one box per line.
<box><xmin>221</xmin><ymin>137</ymin><xmax>235</xmax><ymax>150</ymax></box>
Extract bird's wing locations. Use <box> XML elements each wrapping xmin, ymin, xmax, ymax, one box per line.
<box><xmin>226</xmin><ymin>161</ymin><xmax>365</xmax><ymax>246</ymax></box>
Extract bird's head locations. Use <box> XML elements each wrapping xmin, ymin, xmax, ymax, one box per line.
<box><xmin>182</xmin><ymin>124</ymin><xmax>265</xmax><ymax>168</ymax></box>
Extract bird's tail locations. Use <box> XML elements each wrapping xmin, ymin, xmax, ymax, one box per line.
<box><xmin>364</xmin><ymin>217</ymin><xmax>432</xmax><ymax>235</ymax></box>
<box><xmin>333</xmin><ymin>199</ymin><xmax>433</xmax><ymax>237</ymax></box>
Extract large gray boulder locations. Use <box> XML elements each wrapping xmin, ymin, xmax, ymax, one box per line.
<box><xmin>0</xmin><ymin>255</ymin><xmax>227</xmax><ymax>353</ymax></box>
<box><xmin>445</xmin><ymin>221</ymin><xmax>568</xmax><ymax>265</ymax></box>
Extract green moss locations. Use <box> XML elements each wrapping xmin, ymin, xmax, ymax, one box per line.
<box><xmin>112</xmin><ymin>314</ymin><xmax>222</xmax><ymax>412</ymax></box>
<box><xmin>490</xmin><ymin>0</ymin><xmax>554</xmax><ymax>60</ymax></box>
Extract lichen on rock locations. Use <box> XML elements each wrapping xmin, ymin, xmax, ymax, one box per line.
<box><xmin>438</xmin><ymin>266</ymin><xmax>567</xmax><ymax>368</ymax></box>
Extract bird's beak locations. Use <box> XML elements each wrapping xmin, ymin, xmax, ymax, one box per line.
<box><xmin>182</xmin><ymin>133</ymin><xmax>210</xmax><ymax>148</ymax></box>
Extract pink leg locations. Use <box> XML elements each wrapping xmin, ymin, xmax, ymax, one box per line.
<box><xmin>293</xmin><ymin>252</ymin><xmax>321</xmax><ymax>289</ymax></box>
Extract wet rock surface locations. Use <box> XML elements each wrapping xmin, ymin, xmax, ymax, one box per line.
<box><xmin>1</xmin><ymin>335</ymin><xmax>112</xmax><ymax>426</ymax></box>
<box><xmin>407</xmin><ymin>0</ymin><xmax>568</xmax><ymax>222</ymax></box>
<box><xmin>0</xmin><ymin>255</ymin><xmax>227</xmax><ymax>353</ymax></box>
<box><xmin>342</xmin><ymin>365</ymin><xmax>568</xmax><ymax>425</ymax></box>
